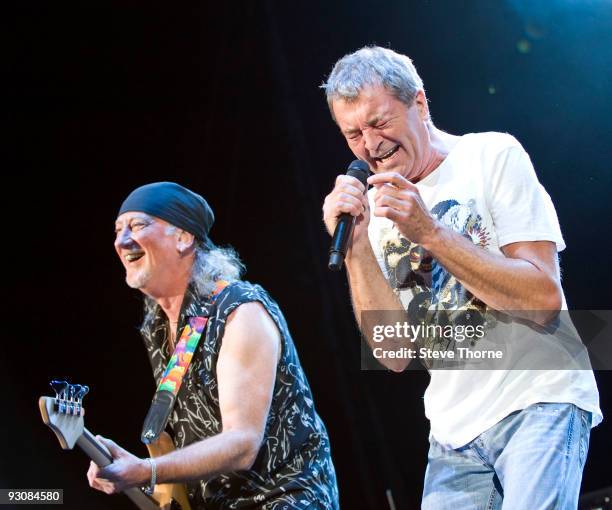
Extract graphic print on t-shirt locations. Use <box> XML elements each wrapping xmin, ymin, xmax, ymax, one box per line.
<box><xmin>380</xmin><ymin>198</ymin><xmax>494</xmax><ymax>358</ymax></box>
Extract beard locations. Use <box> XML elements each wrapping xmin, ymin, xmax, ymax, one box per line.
<box><xmin>126</xmin><ymin>268</ymin><xmax>151</xmax><ymax>289</ymax></box>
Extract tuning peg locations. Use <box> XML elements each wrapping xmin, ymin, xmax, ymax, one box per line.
<box><xmin>78</xmin><ymin>385</ymin><xmax>89</xmax><ymax>417</ymax></box>
<box><xmin>69</xmin><ymin>384</ymin><xmax>82</xmax><ymax>415</ymax></box>
<box><xmin>51</xmin><ymin>380</ymin><xmax>70</xmax><ymax>414</ymax></box>
<box><xmin>71</xmin><ymin>384</ymin><xmax>82</xmax><ymax>400</ymax></box>
<box><xmin>50</xmin><ymin>380</ymin><xmax>68</xmax><ymax>399</ymax></box>
<box><xmin>77</xmin><ymin>385</ymin><xmax>89</xmax><ymax>401</ymax></box>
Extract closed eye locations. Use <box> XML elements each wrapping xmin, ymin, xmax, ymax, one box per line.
<box><xmin>130</xmin><ymin>221</ymin><xmax>149</xmax><ymax>232</ymax></box>
<box><xmin>114</xmin><ymin>219</ymin><xmax>151</xmax><ymax>234</ymax></box>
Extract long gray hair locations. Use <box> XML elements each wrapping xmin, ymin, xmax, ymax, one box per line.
<box><xmin>141</xmin><ymin>242</ymin><xmax>244</xmax><ymax>332</ymax></box>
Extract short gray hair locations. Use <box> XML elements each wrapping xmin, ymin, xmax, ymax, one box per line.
<box><xmin>321</xmin><ymin>46</ymin><xmax>425</xmax><ymax>121</ymax></box>
<box><xmin>141</xmin><ymin>242</ymin><xmax>244</xmax><ymax>332</ymax></box>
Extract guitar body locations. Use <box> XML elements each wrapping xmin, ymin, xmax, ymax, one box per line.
<box><xmin>38</xmin><ymin>387</ymin><xmax>192</xmax><ymax>510</ymax></box>
<box><xmin>146</xmin><ymin>432</ymin><xmax>191</xmax><ymax>510</ymax></box>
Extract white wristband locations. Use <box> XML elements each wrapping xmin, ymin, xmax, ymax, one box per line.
<box><xmin>143</xmin><ymin>457</ymin><xmax>157</xmax><ymax>496</ymax></box>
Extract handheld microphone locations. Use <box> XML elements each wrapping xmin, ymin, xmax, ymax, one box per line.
<box><xmin>328</xmin><ymin>160</ymin><xmax>370</xmax><ymax>271</ymax></box>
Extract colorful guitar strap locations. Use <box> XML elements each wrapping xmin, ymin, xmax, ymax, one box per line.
<box><xmin>141</xmin><ymin>280</ymin><xmax>229</xmax><ymax>444</ymax></box>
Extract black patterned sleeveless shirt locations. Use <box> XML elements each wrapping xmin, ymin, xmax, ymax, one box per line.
<box><xmin>141</xmin><ymin>281</ymin><xmax>339</xmax><ymax>509</ymax></box>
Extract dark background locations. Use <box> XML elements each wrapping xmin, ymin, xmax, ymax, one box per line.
<box><xmin>4</xmin><ymin>1</ymin><xmax>612</xmax><ymax>508</ymax></box>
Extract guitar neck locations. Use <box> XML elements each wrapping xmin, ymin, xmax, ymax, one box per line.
<box><xmin>77</xmin><ymin>428</ymin><xmax>160</xmax><ymax>510</ymax></box>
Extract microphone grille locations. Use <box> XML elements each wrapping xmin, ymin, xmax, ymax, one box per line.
<box><xmin>346</xmin><ymin>160</ymin><xmax>370</xmax><ymax>185</ymax></box>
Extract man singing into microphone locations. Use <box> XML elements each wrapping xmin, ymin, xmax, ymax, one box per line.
<box><xmin>87</xmin><ymin>182</ymin><xmax>339</xmax><ymax>509</ymax></box>
<box><xmin>322</xmin><ymin>46</ymin><xmax>601</xmax><ymax>508</ymax></box>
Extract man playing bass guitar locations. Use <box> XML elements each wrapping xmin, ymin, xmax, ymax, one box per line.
<box><xmin>88</xmin><ymin>182</ymin><xmax>339</xmax><ymax>510</ymax></box>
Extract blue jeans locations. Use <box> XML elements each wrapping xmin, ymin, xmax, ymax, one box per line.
<box><xmin>422</xmin><ymin>403</ymin><xmax>591</xmax><ymax>510</ymax></box>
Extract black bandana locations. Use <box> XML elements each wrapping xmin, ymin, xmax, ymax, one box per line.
<box><xmin>118</xmin><ymin>182</ymin><xmax>214</xmax><ymax>246</ymax></box>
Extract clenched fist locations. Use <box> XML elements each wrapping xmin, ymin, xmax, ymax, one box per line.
<box><xmin>322</xmin><ymin>174</ymin><xmax>370</xmax><ymax>249</ymax></box>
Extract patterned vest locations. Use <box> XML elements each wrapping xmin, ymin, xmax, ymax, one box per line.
<box><xmin>141</xmin><ymin>281</ymin><xmax>339</xmax><ymax>509</ymax></box>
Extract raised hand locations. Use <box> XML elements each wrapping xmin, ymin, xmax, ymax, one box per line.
<box><xmin>323</xmin><ymin>174</ymin><xmax>370</xmax><ymax>248</ymax></box>
<box><xmin>368</xmin><ymin>172</ymin><xmax>439</xmax><ymax>246</ymax></box>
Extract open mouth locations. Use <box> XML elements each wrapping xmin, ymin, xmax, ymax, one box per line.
<box><xmin>125</xmin><ymin>251</ymin><xmax>145</xmax><ymax>263</ymax></box>
<box><xmin>374</xmin><ymin>145</ymin><xmax>400</xmax><ymax>162</ymax></box>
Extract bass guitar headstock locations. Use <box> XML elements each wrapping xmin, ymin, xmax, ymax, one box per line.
<box><xmin>39</xmin><ymin>380</ymin><xmax>89</xmax><ymax>450</ymax></box>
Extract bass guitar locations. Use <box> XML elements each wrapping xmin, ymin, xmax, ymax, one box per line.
<box><xmin>38</xmin><ymin>380</ymin><xmax>191</xmax><ymax>510</ymax></box>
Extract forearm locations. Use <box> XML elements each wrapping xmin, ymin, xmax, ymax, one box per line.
<box><xmin>423</xmin><ymin>224</ymin><xmax>562</xmax><ymax>323</ymax></box>
<box><xmin>345</xmin><ymin>241</ymin><xmax>404</xmax><ymax>317</ymax></box>
<box><xmin>345</xmin><ymin>241</ymin><xmax>411</xmax><ymax>371</ymax></box>
<box><xmin>154</xmin><ymin>429</ymin><xmax>261</xmax><ymax>484</ymax></box>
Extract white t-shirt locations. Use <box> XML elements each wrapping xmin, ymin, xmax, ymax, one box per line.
<box><xmin>367</xmin><ymin>132</ymin><xmax>602</xmax><ymax>448</ymax></box>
